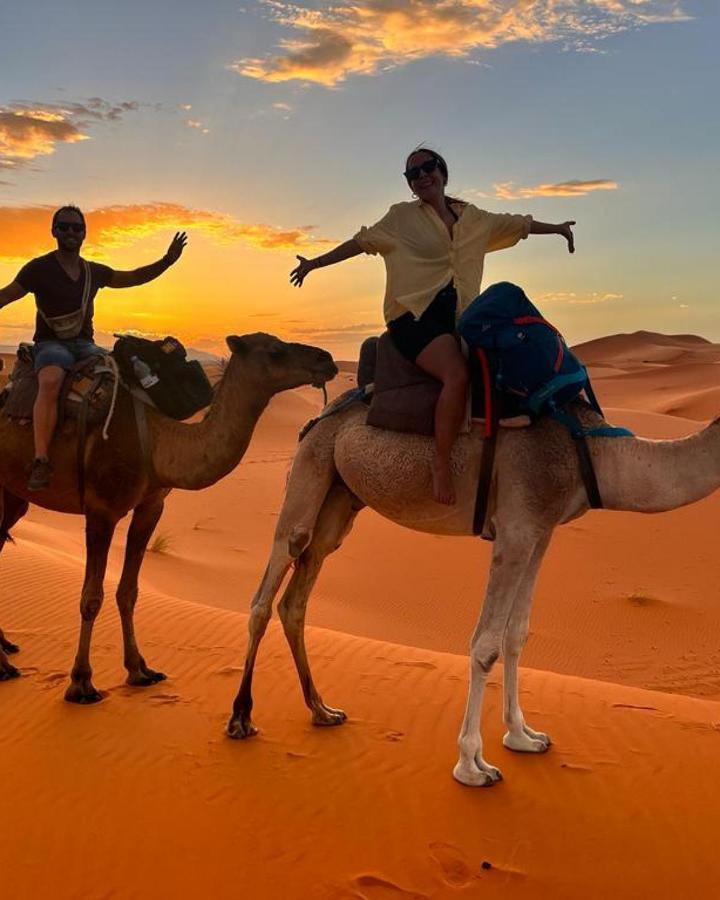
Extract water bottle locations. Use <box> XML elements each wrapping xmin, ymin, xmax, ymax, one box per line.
<box><xmin>130</xmin><ymin>355</ymin><xmax>159</xmax><ymax>389</ymax></box>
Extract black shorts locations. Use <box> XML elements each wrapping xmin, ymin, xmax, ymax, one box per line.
<box><xmin>387</xmin><ymin>282</ymin><xmax>457</xmax><ymax>362</ymax></box>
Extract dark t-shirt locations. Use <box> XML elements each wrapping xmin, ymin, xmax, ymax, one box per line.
<box><xmin>15</xmin><ymin>252</ymin><xmax>114</xmax><ymax>342</ymax></box>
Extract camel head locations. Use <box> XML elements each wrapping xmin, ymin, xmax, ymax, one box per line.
<box><xmin>225</xmin><ymin>333</ymin><xmax>337</xmax><ymax>393</ymax></box>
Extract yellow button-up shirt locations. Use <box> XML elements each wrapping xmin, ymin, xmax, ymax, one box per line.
<box><xmin>354</xmin><ymin>200</ymin><xmax>532</xmax><ymax>323</ymax></box>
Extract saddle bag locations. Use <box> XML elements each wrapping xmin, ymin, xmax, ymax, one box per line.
<box><xmin>112</xmin><ymin>334</ymin><xmax>213</xmax><ymax>421</ymax></box>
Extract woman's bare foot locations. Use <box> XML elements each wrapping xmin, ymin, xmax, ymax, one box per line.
<box><xmin>431</xmin><ymin>457</ymin><xmax>455</xmax><ymax>505</ymax></box>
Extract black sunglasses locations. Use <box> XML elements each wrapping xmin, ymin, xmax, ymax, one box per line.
<box><xmin>404</xmin><ymin>158</ymin><xmax>440</xmax><ymax>181</ymax></box>
<box><xmin>55</xmin><ymin>222</ymin><xmax>85</xmax><ymax>233</ymax></box>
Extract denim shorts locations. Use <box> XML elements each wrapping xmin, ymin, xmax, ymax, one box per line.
<box><xmin>34</xmin><ymin>339</ymin><xmax>106</xmax><ymax>372</ymax></box>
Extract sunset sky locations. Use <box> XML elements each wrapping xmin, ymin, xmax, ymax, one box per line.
<box><xmin>1</xmin><ymin>0</ymin><xmax>715</xmax><ymax>359</ymax></box>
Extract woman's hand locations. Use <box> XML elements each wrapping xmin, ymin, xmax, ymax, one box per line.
<box><xmin>290</xmin><ymin>255</ymin><xmax>316</xmax><ymax>287</ymax></box>
<box><xmin>558</xmin><ymin>221</ymin><xmax>576</xmax><ymax>254</ymax></box>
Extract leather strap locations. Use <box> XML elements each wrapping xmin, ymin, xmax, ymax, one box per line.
<box><xmin>473</xmin><ymin>398</ymin><xmax>500</xmax><ymax>536</ymax></box>
<box><xmin>573</xmin><ymin>432</ymin><xmax>603</xmax><ymax>509</ymax></box>
<box><xmin>76</xmin><ymin>397</ymin><xmax>90</xmax><ymax>512</ymax></box>
<box><xmin>132</xmin><ymin>393</ymin><xmax>154</xmax><ymax>481</ymax></box>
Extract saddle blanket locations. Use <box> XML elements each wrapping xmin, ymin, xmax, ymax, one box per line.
<box><xmin>0</xmin><ymin>345</ymin><xmax>116</xmax><ymax>425</ymax></box>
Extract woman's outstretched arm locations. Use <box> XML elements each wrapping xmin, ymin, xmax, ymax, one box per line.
<box><xmin>530</xmin><ymin>219</ymin><xmax>576</xmax><ymax>253</ymax></box>
<box><xmin>290</xmin><ymin>239</ymin><xmax>363</xmax><ymax>287</ymax></box>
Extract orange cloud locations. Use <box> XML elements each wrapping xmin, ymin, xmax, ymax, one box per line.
<box><xmin>0</xmin><ymin>108</ymin><xmax>88</xmax><ymax>163</ymax></box>
<box><xmin>231</xmin><ymin>0</ymin><xmax>691</xmax><ymax>86</ymax></box>
<box><xmin>493</xmin><ymin>179</ymin><xmax>619</xmax><ymax>199</ymax></box>
<box><xmin>0</xmin><ymin>203</ymin><xmax>333</xmax><ymax>262</ymax></box>
<box><xmin>537</xmin><ymin>291</ymin><xmax>624</xmax><ymax>306</ymax></box>
<box><xmin>0</xmin><ymin>100</ymin><xmax>138</xmax><ymax>170</ymax></box>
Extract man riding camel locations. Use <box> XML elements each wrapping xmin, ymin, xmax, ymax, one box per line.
<box><xmin>0</xmin><ymin>206</ymin><xmax>186</xmax><ymax>491</ymax></box>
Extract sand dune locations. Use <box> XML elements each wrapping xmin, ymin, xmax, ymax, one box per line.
<box><xmin>574</xmin><ymin>330</ymin><xmax>720</xmax><ymax>369</ymax></box>
<box><xmin>3</xmin><ymin>540</ymin><xmax>720</xmax><ymax>900</ymax></box>
<box><xmin>3</xmin><ymin>329</ymin><xmax>720</xmax><ymax>898</ymax></box>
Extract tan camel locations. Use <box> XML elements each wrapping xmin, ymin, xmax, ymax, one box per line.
<box><xmin>0</xmin><ymin>333</ymin><xmax>336</xmax><ymax>701</ymax></box>
<box><xmin>226</xmin><ymin>396</ymin><xmax>720</xmax><ymax>785</ymax></box>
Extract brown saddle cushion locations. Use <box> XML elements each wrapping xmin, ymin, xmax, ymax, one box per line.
<box><xmin>0</xmin><ymin>348</ymin><xmax>116</xmax><ymax>425</ymax></box>
<box><xmin>365</xmin><ymin>333</ymin><xmax>441</xmax><ymax>436</ymax></box>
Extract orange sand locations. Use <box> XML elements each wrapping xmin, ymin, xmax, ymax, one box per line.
<box><xmin>2</xmin><ymin>331</ymin><xmax>720</xmax><ymax>898</ymax></box>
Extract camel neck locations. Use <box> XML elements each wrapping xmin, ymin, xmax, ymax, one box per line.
<box><xmin>148</xmin><ymin>357</ymin><xmax>272</xmax><ymax>490</ymax></box>
<box><xmin>598</xmin><ymin>420</ymin><xmax>720</xmax><ymax>513</ymax></box>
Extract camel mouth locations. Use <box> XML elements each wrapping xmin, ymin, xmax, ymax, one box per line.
<box><xmin>311</xmin><ymin>361</ymin><xmax>338</xmax><ymax>388</ymax></box>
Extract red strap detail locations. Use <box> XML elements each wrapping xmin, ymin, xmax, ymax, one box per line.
<box><xmin>513</xmin><ymin>315</ymin><xmax>562</xmax><ymax>336</ymax></box>
<box><xmin>554</xmin><ymin>336</ymin><xmax>564</xmax><ymax>372</ymax></box>
<box><xmin>476</xmin><ymin>349</ymin><xmax>494</xmax><ymax>438</ymax></box>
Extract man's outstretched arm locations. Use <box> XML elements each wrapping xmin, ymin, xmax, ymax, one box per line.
<box><xmin>0</xmin><ymin>281</ymin><xmax>27</xmax><ymax>310</ymax></box>
<box><xmin>108</xmin><ymin>232</ymin><xmax>187</xmax><ymax>289</ymax></box>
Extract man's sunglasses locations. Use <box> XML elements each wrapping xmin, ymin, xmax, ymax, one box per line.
<box><xmin>404</xmin><ymin>158</ymin><xmax>440</xmax><ymax>181</ymax></box>
<box><xmin>55</xmin><ymin>222</ymin><xmax>85</xmax><ymax>233</ymax></box>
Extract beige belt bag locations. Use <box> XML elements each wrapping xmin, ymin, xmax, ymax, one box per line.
<box><xmin>38</xmin><ymin>259</ymin><xmax>92</xmax><ymax>340</ymax></box>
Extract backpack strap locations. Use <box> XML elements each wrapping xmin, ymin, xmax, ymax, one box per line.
<box><xmin>526</xmin><ymin>369</ymin><xmax>589</xmax><ymax>415</ymax></box>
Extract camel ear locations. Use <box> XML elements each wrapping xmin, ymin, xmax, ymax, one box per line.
<box><xmin>226</xmin><ymin>335</ymin><xmax>247</xmax><ymax>355</ymax></box>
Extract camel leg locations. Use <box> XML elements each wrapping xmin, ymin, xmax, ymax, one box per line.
<box><xmin>64</xmin><ymin>512</ymin><xmax>117</xmax><ymax>704</ymax></box>
<box><xmin>277</xmin><ymin>482</ymin><xmax>361</xmax><ymax>727</ymax></box>
<box><xmin>453</xmin><ymin>531</ymin><xmax>542</xmax><ymax>787</ymax></box>
<box><xmin>0</xmin><ymin>490</ymin><xmax>30</xmax><ymax>680</ymax></box>
<box><xmin>502</xmin><ymin>535</ymin><xmax>553</xmax><ymax>753</ymax></box>
<box><xmin>227</xmin><ymin>459</ymin><xmax>338</xmax><ymax>739</ymax></box>
<box><xmin>116</xmin><ymin>494</ymin><xmax>168</xmax><ymax>687</ymax></box>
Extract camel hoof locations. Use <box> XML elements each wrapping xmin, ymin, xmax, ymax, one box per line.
<box><xmin>311</xmin><ymin>705</ymin><xmax>347</xmax><ymax>727</ymax></box>
<box><xmin>64</xmin><ymin>683</ymin><xmax>104</xmax><ymax>704</ymax></box>
<box><xmin>1</xmin><ymin>640</ymin><xmax>20</xmax><ymax>654</ymax></box>
<box><xmin>226</xmin><ymin>716</ymin><xmax>259</xmax><ymax>740</ymax></box>
<box><xmin>0</xmin><ymin>662</ymin><xmax>20</xmax><ymax>681</ymax></box>
<box><xmin>452</xmin><ymin>761</ymin><xmax>502</xmax><ymax>787</ymax></box>
<box><xmin>503</xmin><ymin>730</ymin><xmax>551</xmax><ymax>753</ymax></box>
<box><xmin>127</xmin><ymin>669</ymin><xmax>167</xmax><ymax>687</ymax></box>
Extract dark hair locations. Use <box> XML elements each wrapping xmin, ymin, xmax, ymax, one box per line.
<box><xmin>52</xmin><ymin>205</ymin><xmax>86</xmax><ymax>229</ymax></box>
<box><xmin>405</xmin><ymin>147</ymin><xmax>463</xmax><ymax>207</ymax></box>
<box><xmin>404</xmin><ymin>147</ymin><xmax>448</xmax><ymax>185</ymax></box>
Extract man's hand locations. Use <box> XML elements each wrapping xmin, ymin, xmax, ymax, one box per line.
<box><xmin>290</xmin><ymin>255</ymin><xmax>317</xmax><ymax>288</ymax></box>
<box><xmin>165</xmin><ymin>232</ymin><xmax>188</xmax><ymax>265</ymax></box>
<box><xmin>558</xmin><ymin>221</ymin><xmax>576</xmax><ymax>254</ymax></box>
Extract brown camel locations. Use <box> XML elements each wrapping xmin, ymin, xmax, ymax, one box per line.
<box><xmin>226</xmin><ymin>396</ymin><xmax>720</xmax><ymax>786</ymax></box>
<box><xmin>0</xmin><ymin>333</ymin><xmax>336</xmax><ymax>701</ymax></box>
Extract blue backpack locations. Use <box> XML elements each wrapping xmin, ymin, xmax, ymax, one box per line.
<box><xmin>458</xmin><ymin>282</ymin><xmax>630</xmax><ymax>438</ymax></box>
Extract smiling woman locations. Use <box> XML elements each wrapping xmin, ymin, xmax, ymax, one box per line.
<box><xmin>289</xmin><ymin>146</ymin><xmax>575</xmax><ymax>505</ymax></box>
